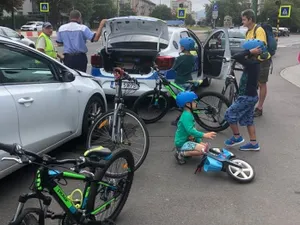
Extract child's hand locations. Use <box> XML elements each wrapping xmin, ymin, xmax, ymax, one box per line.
<box><xmin>188</xmin><ymin>136</ymin><xmax>195</xmax><ymax>141</ymax></box>
<box><xmin>204</xmin><ymin>132</ymin><xmax>217</xmax><ymax>140</ymax></box>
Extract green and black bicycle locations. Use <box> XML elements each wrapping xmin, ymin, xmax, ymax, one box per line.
<box><xmin>0</xmin><ymin>142</ymin><xmax>134</xmax><ymax>225</ymax></box>
<box><xmin>132</xmin><ymin>68</ymin><xmax>231</xmax><ymax>132</ymax></box>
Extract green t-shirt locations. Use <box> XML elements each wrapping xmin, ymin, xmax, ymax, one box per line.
<box><xmin>173</xmin><ymin>54</ymin><xmax>195</xmax><ymax>84</ymax></box>
<box><xmin>174</xmin><ymin>111</ymin><xmax>204</xmax><ymax>148</ymax></box>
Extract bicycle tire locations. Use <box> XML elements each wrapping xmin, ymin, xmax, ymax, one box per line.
<box><xmin>86</xmin><ymin>109</ymin><xmax>149</xmax><ymax>173</ymax></box>
<box><xmin>194</xmin><ymin>91</ymin><xmax>230</xmax><ymax>132</ymax></box>
<box><xmin>9</xmin><ymin>208</ymin><xmax>40</xmax><ymax>225</ymax></box>
<box><xmin>222</xmin><ymin>82</ymin><xmax>235</xmax><ymax>105</ymax></box>
<box><xmin>132</xmin><ymin>90</ymin><xmax>170</xmax><ymax>124</ymax></box>
<box><xmin>87</xmin><ymin>149</ymin><xmax>134</xmax><ymax>222</ymax></box>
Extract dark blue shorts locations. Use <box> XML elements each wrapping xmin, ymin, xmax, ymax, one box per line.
<box><xmin>225</xmin><ymin>95</ymin><xmax>258</xmax><ymax>126</ymax></box>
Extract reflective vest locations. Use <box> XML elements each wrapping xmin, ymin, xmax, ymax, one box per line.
<box><xmin>36</xmin><ymin>32</ymin><xmax>57</xmax><ymax>59</ymax></box>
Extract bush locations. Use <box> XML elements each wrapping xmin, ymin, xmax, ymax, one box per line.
<box><xmin>0</xmin><ymin>15</ymin><xmax>43</xmax><ymax>29</ymax></box>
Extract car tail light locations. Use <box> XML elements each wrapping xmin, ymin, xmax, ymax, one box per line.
<box><xmin>155</xmin><ymin>56</ymin><xmax>175</xmax><ymax>70</ymax></box>
<box><xmin>91</xmin><ymin>54</ymin><xmax>103</xmax><ymax>68</ymax></box>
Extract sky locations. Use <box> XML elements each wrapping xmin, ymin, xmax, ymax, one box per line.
<box><xmin>150</xmin><ymin>0</ymin><xmax>210</xmax><ymax>11</ymax></box>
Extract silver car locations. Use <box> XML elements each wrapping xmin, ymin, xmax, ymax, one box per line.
<box><xmin>0</xmin><ymin>36</ymin><xmax>108</xmax><ymax>179</ymax></box>
<box><xmin>0</xmin><ymin>26</ymin><xmax>35</xmax><ymax>48</ymax></box>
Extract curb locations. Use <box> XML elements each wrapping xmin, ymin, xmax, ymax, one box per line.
<box><xmin>20</xmin><ymin>31</ymin><xmax>57</xmax><ymax>38</ymax></box>
<box><xmin>280</xmin><ymin>64</ymin><xmax>300</xmax><ymax>88</ymax></box>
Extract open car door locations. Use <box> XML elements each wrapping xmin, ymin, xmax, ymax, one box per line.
<box><xmin>202</xmin><ymin>28</ymin><xmax>231</xmax><ymax>79</ymax></box>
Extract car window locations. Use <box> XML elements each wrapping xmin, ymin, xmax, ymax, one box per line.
<box><xmin>0</xmin><ymin>45</ymin><xmax>57</xmax><ymax>84</ymax></box>
<box><xmin>25</xmin><ymin>22</ymin><xmax>36</xmax><ymax>25</ymax></box>
<box><xmin>2</xmin><ymin>27</ymin><xmax>20</xmax><ymax>38</ymax></box>
<box><xmin>207</xmin><ymin>31</ymin><xmax>224</xmax><ymax>50</ymax></box>
<box><xmin>180</xmin><ymin>31</ymin><xmax>189</xmax><ymax>38</ymax></box>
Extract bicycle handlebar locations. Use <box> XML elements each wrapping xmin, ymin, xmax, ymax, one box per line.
<box><xmin>0</xmin><ymin>142</ymin><xmax>106</xmax><ymax>169</ymax></box>
<box><xmin>113</xmin><ymin>67</ymin><xmax>140</xmax><ymax>87</ymax></box>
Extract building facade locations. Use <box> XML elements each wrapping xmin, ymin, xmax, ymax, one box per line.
<box><xmin>119</xmin><ymin>0</ymin><xmax>156</xmax><ymax>16</ymax></box>
<box><xmin>171</xmin><ymin>0</ymin><xmax>192</xmax><ymax>14</ymax></box>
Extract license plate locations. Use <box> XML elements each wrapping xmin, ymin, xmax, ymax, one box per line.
<box><xmin>110</xmin><ymin>81</ymin><xmax>139</xmax><ymax>90</ymax></box>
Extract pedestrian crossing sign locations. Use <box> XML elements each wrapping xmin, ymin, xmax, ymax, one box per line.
<box><xmin>40</xmin><ymin>2</ymin><xmax>49</xmax><ymax>13</ymax></box>
<box><xmin>177</xmin><ymin>8</ymin><xmax>186</xmax><ymax>19</ymax></box>
<box><xmin>279</xmin><ymin>5</ymin><xmax>291</xmax><ymax>18</ymax></box>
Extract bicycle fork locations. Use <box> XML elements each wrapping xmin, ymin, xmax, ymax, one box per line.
<box><xmin>111</xmin><ymin>103</ymin><xmax>123</xmax><ymax>143</ymax></box>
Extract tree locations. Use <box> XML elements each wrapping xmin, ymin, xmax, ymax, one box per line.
<box><xmin>150</xmin><ymin>4</ymin><xmax>174</xmax><ymax>20</ymax></box>
<box><xmin>259</xmin><ymin>0</ymin><xmax>300</xmax><ymax>31</ymax></box>
<box><xmin>204</xmin><ymin>0</ymin><xmax>250</xmax><ymax>27</ymax></box>
<box><xmin>185</xmin><ymin>14</ymin><xmax>196</xmax><ymax>26</ymax></box>
<box><xmin>0</xmin><ymin>0</ymin><xmax>24</xmax><ymax>12</ymax></box>
<box><xmin>119</xmin><ymin>3</ymin><xmax>136</xmax><ymax>17</ymax></box>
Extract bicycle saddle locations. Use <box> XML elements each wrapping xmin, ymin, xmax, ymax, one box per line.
<box><xmin>84</xmin><ymin>146</ymin><xmax>112</xmax><ymax>158</ymax></box>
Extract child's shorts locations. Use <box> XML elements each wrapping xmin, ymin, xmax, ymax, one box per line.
<box><xmin>178</xmin><ymin>141</ymin><xmax>197</xmax><ymax>151</ymax></box>
<box><xmin>225</xmin><ymin>95</ymin><xmax>258</xmax><ymax>126</ymax></box>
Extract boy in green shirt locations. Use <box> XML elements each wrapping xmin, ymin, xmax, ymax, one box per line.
<box><xmin>174</xmin><ymin>91</ymin><xmax>217</xmax><ymax>165</ymax></box>
<box><xmin>171</xmin><ymin>37</ymin><xmax>196</xmax><ymax>126</ymax></box>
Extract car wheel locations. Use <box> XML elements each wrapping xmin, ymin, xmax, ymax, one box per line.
<box><xmin>29</xmin><ymin>44</ymin><xmax>35</xmax><ymax>48</ymax></box>
<box><xmin>201</xmin><ymin>77</ymin><xmax>212</xmax><ymax>87</ymax></box>
<box><xmin>81</xmin><ymin>95</ymin><xmax>105</xmax><ymax>142</ymax></box>
<box><xmin>34</xmin><ymin>28</ymin><xmax>37</xmax><ymax>31</ymax></box>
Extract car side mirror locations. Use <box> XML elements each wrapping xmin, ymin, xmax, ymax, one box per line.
<box><xmin>60</xmin><ymin>70</ymin><xmax>75</xmax><ymax>82</ymax></box>
<box><xmin>19</xmin><ymin>34</ymin><xmax>24</xmax><ymax>39</ymax></box>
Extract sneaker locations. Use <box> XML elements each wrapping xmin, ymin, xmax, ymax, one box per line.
<box><xmin>239</xmin><ymin>142</ymin><xmax>260</xmax><ymax>151</ymax></box>
<box><xmin>254</xmin><ymin>108</ymin><xmax>263</xmax><ymax>117</ymax></box>
<box><xmin>224</xmin><ymin>136</ymin><xmax>244</xmax><ymax>147</ymax></box>
<box><xmin>174</xmin><ymin>152</ymin><xmax>186</xmax><ymax>165</ymax></box>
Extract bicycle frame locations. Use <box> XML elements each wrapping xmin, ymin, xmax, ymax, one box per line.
<box><xmin>11</xmin><ymin>167</ymin><xmax>118</xmax><ymax>225</ymax></box>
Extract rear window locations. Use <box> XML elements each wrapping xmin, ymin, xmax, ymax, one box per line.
<box><xmin>228</xmin><ymin>30</ymin><xmax>246</xmax><ymax>38</ymax></box>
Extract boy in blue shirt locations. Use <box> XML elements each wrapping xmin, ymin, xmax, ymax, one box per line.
<box><xmin>224</xmin><ymin>39</ymin><xmax>270</xmax><ymax>151</ymax></box>
<box><xmin>174</xmin><ymin>91</ymin><xmax>216</xmax><ymax>165</ymax></box>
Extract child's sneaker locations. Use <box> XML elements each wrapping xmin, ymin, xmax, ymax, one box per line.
<box><xmin>239</xmin><ymin>142</ymin><xmax>260</xmax><ymax>151</ymax></box>
<box><xmin>224</xmin><ymin>136</ymin><xmax>244</xmax><ymax>147</ymax></box>
<box><xmin>174</xmin><ymin>151</ymin><xmax>186</xmax><ymax>165</ymax></box>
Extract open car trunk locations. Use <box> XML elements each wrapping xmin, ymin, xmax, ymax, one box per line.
<box><xmin>100</xmin><ymin>16</ymin><xmax>169</xmax><ymax>74</ymax></box>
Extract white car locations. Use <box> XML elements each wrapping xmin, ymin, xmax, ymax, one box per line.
<box><xmin>90</xmin><ymin>16</ymin><xmax>231</xmax><ymax>97</ymax></box>
<box><xmin>20</xmin><ymin>21</ymin><xmax>44</xmax><ymax>31</ymax></box>
<box><xmin>0</xmin><ymin>36</ymin><xmax>107</xmax><ymax>179</ymax></box>
<box><xmin>0</xmin><ymin>26</ymin><xmax>35</xmax><ymax>48</ymax></box>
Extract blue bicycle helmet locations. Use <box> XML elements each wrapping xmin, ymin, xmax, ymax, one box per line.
<box><xmin>242</xmin><ymin>39</ymin><xmax>267</xmax><ymax>53</ymax></box>
<box><xmin>179</xmin><ymin>37</ymin><xmax>195</xmax><ymax>51</ymax></box>
<box><xmin>176</xmin><ymin>91</ymin><xmax>198</xmax><ymax>108</ymax></box>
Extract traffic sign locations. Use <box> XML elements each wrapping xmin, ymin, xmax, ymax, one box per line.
<box><xmin>213</xmin><ymin>3</ymin><xmax>218</xmax><ymax>11</ymax></box>
<box><xmin>177</xmin><ymin>8</ymin><xmax>186</xmax><ymax>19</ymax></box>
<box><xmin>212</xmin><ymin>11</ymin><xmax>218</xmax><ymax>19</ymax></box>
<box><xmin>40</xmin><ymin>2</ymin><xmax>49</xmax><ymax>13</ymax></box>
<box><xmin>279</xmin><ymin>5</ymin><xmax>291</xmax><ymax>18</ymax></box>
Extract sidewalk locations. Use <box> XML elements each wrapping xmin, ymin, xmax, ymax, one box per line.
<box><xmin>280</xmin><ymin>64</ymin><xmax>300</xmax><ymax>88</ymax></box>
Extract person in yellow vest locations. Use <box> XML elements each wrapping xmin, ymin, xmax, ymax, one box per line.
<box><xmin>36</xmin><ymin>22</ymin><xmax>63</xmax><ymax>60</ymax></box>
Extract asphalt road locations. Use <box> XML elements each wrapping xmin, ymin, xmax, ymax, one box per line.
<box><xmin>1</xmin><ymin>36</ymin><xmax>300</xmax><ymax>225</ymax></box>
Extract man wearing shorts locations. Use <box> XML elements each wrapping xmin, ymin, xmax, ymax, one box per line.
<box><xmin>242</xmin><ymin>9</ymin><xmax>271</xmax><ymax>117</ymax></box>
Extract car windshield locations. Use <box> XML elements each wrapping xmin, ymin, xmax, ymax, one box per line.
<box><xmin>25</xmin><ymin>22</ymin><xmax>36</xmax><ymax>25</ymax></box>
<box><xmin>228</xmin><ymin>30</ymin><xmax>246</xmax><ymax>38</ymax></box>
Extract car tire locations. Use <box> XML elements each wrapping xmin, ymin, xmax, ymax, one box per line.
<box><xmin>81</xmin><ymin>95</ymin><xmax>105</xmax><ymax>143</ymax></box>
<box><xmin>29</xmin><ymin>44</ymin><xmax>35</xmax><ymax>48</ymax></box>
<box><xmin>201</xmin><ymin>77</ymin><xmax>212</xmax><ymax>87</ymax></box>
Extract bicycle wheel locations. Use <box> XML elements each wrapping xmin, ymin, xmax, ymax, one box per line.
<box><xmin>86</xmin><ymin>109</ymin><xmax>149</xmax><ymax>173</ymax></box>
<box><xmin>222</xmin><ymin>82</ymin><xmax>236</xmax><ymax>105</ymax></box>
<box><xmin>132</xmin><ymin>90</ymin><xmax>170</xmax><ymax>124</ymax></box>
<box><xmin>194</xmin><ymin>91</ymin><xmax>230</xmax><ymax>132</ymax></box>
<box><xmin>87</xmin><ymin>149</ymin><xmax>134</xmax><ymax>222</ymax></box>
<box><xmin>10</xmin><ymin>208</ymin><xmax>40</xmax><ymax>225</ymax></box>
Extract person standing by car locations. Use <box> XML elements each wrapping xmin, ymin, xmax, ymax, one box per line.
<box><xmin>56</xmin><ymin>10</ymin><xmax>107</xmax><ymax>72</ymax></box>
<box><xmin>241</xmin><ymin>9</ymin><xmax>271</xmax><ymax>117</ymax></box>
<box><xmin>36</xmin><ymin>22</ymin><xmax>63</xmax><ymax>60</ymax></box>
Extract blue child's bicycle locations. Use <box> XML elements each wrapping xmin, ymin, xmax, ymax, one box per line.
<box><xmin>195</xmin><ymin>145</ymin><xmax>255</xmax><ymax>183</ymax></box>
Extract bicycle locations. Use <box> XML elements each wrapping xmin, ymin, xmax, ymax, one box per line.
<box><xmin>86</xmin><ymin>67</ymin><xmax>149</xmax><ymax>176</ymax></box>
<box><xmin>220</xmin><ymin>57</ymin><xmax>244</xmax><ymax>105</ymax></box>
<box><xmin>132</xmin><ymin>68</ymin><xmax>231</xmax><ymax>132</ymax></box>
<box><xmin>0</xmin><ymin>142</ymin><xmax>134</xmax><ymax>225</ymax></box>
